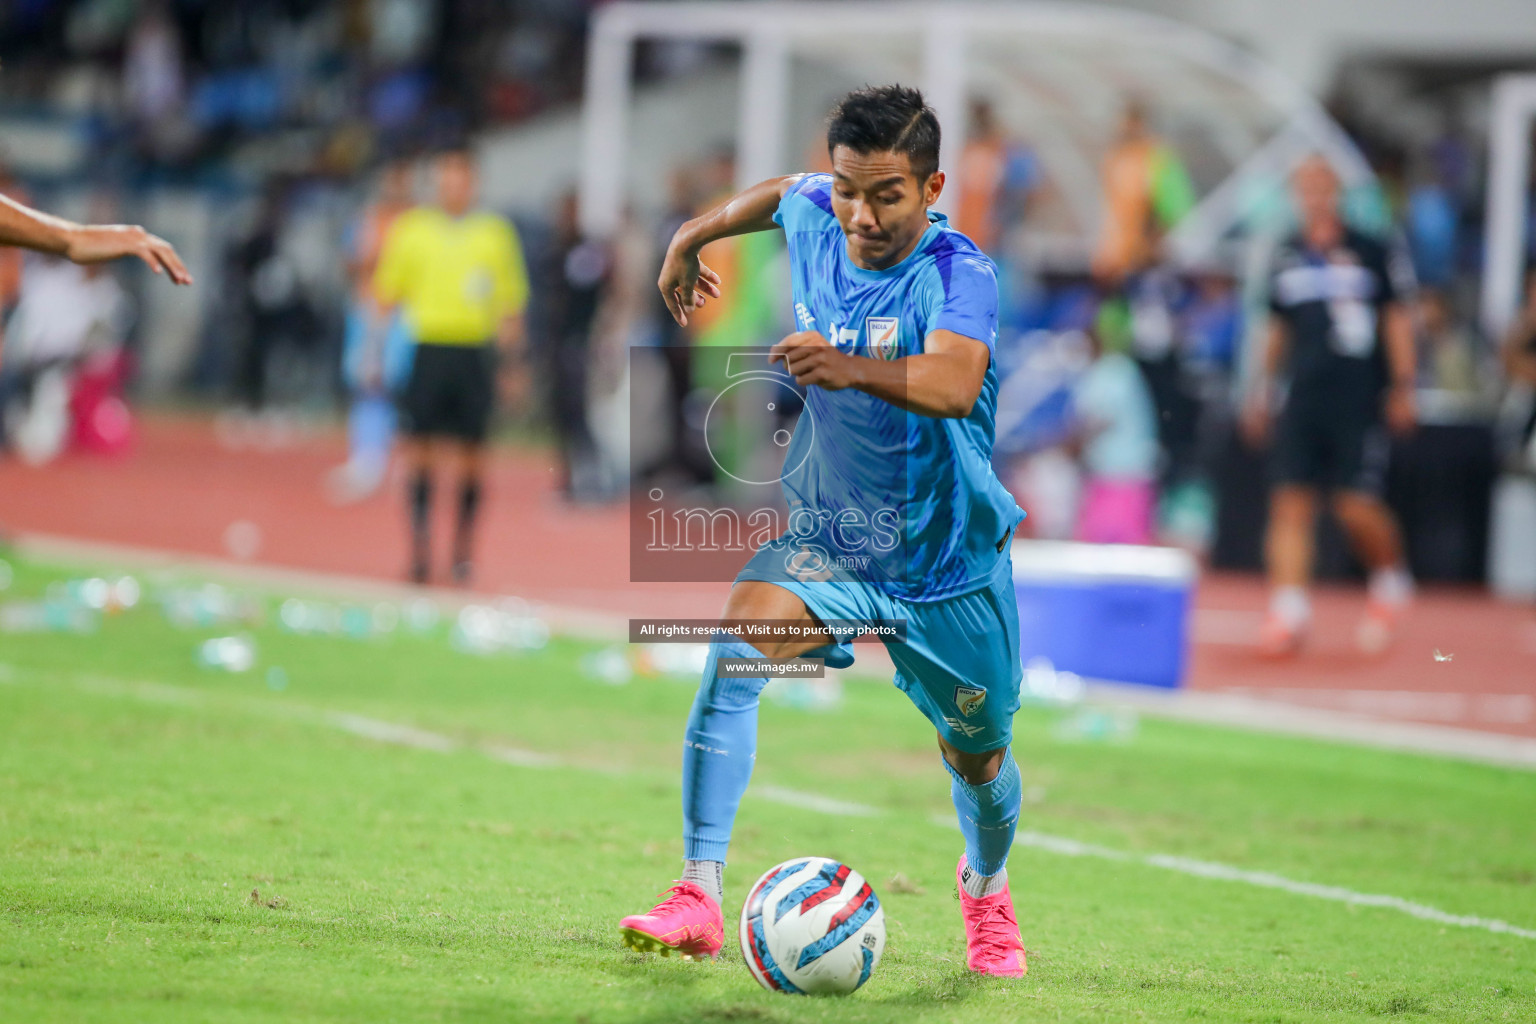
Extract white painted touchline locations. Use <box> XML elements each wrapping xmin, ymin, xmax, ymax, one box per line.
<box><xmin>8</xmin><ymin>666</ymin><xmax>1535</xmax><ymax>944</ymax></box>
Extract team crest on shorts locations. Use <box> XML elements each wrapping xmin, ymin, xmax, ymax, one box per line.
<box><xmin>954</xmin><ymin>685</ymin><xmax>987</xmax><ymax>717</ymax></box>
<box><xmin>866</xmin><ymin>317</ymin><xmax>900</xmax><ymax>360</ymax></box>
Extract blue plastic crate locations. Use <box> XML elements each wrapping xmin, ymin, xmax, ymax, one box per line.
<box><xmin>1012</xmin><ymin>540</ymin><xmax>1196</xmax><ymax>689</ymax></box>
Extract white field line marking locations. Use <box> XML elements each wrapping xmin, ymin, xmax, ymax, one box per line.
<box><xmin>1142</xmin><ymin>854</ymin><xmax>1536</xmax><ymax>939</ymax></box>
<box><xmin>328</xmin><ymin>713</ymin><xmax>457</xmax><ymax>753</ymax></box>
<box><xmin>8</xmin><ymin>666</ymin><xmax>1535</xmax><ymax>944</ymax></box>
<box><xmin>481</xmin><ymin>742</ymin><xmax>564</xmax><ymax>769</ymax></box>
<box><xmin>753</xmin><ymin>785</ymin><xmax>882</xmax><ymax>818</ymax></box>
<box><xmin>930</xmin><ymin>815</ymin><xmax>1536</xmax><ymax>942</ymax></box>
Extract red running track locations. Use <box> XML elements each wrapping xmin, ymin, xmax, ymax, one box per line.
<box><xmin>2</xmin><ymin>413</ymin><xmax>1532</xmax><ymax>739</ymax></box>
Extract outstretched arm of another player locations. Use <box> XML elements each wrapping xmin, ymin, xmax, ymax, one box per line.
<box><xmin>658</xmin><ymin>174</ymin><xmax>806</xmax><ymax>327</ymax></box>
<box><xmin>0</xmin><ymin>192</ymin><xmax>192</xmax><ymax>284</ymax></box>
<box><xmin>770</xmin><ymin>328</ymin><xmax>990</xmax><ymax>419</ymax></box>
<box><xmin>1241</xmin><ymin>317</ymin><xmax>1288</xmax><ymax>446</ymax></box>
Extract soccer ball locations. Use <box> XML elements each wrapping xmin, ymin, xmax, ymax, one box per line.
<box><xmin>739</xmin><ymin>857</ymin><xmax>885</xmax><ymax>995</ymax></box>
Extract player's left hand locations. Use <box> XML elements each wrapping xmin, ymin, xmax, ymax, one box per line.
<box><xmin>1384</xmin><ymin>382</ymin><xmax>1416</xmax><ymax>436</ymax></box>
<box><xmin>770</xmin><ymin>331</ymin><xmax>860</xmax><ymax>391</ymax></box>
<box><xmin>64</xmin><ymin>224</ymin><xmax>193</xmax><ymax>284</ymax></box>
<box><xmin>498</xmin><ymin>363</ymin><xmax>530</xmax><ymax>407</ymax></box>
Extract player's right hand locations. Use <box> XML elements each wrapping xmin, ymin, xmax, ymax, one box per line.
<box><xmin>498</xmin><ymin>364</ymin><xmax>530</xmax><ymax>408</ymax></box>
<box><xmin>1384</xmin><ymin>383</ymin><xmax>1417</xmax><ymax>436</ymax></box>
<box><xmin>1240</xmin><ymin>387</ymin><xmax>1272</xmax><ymax>448</ymax></box>
<box><xmin>657</xmin><ymin>240</ymin><xmax>721</xmax><ymax>328</ymax></box>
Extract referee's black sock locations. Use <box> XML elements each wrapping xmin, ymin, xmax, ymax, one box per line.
<box><xmin>453</xmin><ymin>476</ymin><xmax>482</xmax><ymax>578</ymax></box>
<box><xmin>409</xmin><ymin>470</ymin><xmax>432</xmax><ymax>583</ymax></box>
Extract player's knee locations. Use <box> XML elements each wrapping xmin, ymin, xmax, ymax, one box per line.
<box><xmin>747</xmin><ymin>637</ymin><xmax>810</xmax><ymax>660</ymax></box>
<box><xmin>1331</xmin><ymin>491</ymin><xmax>1381</xmax><ymax>527</ymax></box>
<box><xmin>940</xmin><ymin>738</ymin><xmax>1008</xmax><ymax>786</ymax></box>
<box><xmin>694</xmin><ymin>635</ymin><xmax>770</xmax><ymax>712</ymax></box>
<box><xmin>1271</xmin><ymin>487</ymin><xmax>1316</xmax><ymax>524</ymax></box>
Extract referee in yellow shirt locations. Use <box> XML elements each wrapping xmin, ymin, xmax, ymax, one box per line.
<box><xmin>372</xmin><ymin>146</ymin><xmax>529</xmax><ymax>584</ymax></box>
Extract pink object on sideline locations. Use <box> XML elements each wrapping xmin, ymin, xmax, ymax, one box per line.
<box><xmin>1075</xmin><ymin>478</ymin><xmax>1155</xmax><ymax>545</ymax></box>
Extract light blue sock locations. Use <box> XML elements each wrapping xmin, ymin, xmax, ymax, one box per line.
<box><xmin>945</xmin><ymin>748</ymin><xmax>1022</xmax><ymax>878</ymax></box>
<box><xmin>682</xmin><ymin>634</ymin><xmax>770</xmax><ymax>864</ymax></box>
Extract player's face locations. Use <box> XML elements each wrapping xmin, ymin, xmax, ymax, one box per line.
<box><xmin>1292</xmin><ymin>158</ymin><xmax>1340</xmax><ymax>227</ymax></box>
<box><xmin>829</xmin><ymin>146</ymin><xmax>944</xmax><ymax>271</ymax></box>
<box><xmin>436</xmin><ymin>155</ymin><xmax>477</xmax><ymax>217</ymax></box>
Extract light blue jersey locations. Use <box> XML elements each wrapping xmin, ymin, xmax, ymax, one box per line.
<box><xmin>771</xmin><ymin>173</ymin><xmax>1024</xmax><ymax>602</ymax></box>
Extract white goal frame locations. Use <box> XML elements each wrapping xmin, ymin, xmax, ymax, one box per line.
<box><xmin>1481</xmin><ymin>74</ymin><xmax>1536</xmax><ymax>340</ymax></box>
<box><xmin>578</xmin><ymin>0</ymin><xmax>1370</xmax><ymax>266</ymax></box>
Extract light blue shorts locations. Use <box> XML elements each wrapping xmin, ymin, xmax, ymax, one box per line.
<box><xmin>736</xmin><ymin>539</ymin><xmax>1023</xmax><ymax>753</ymax></box>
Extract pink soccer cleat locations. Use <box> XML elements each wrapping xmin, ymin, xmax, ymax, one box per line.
<box><xmin>619</xmin><ymin>882</ymin><xmax>725</xmax><ymax>960</ymax></box>
<box><xmin>956</xmin><ymin>855</ymin><xmax>1027</xmax><ymax>977</ymax></box>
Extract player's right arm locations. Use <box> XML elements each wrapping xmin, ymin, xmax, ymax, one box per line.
<box><xmin>1241</xmin><ymin>316</ymin><xmax>1288</xmax><ymax>445</ymax></box>
<box><xmin>658</xmin><ymin>174</ymin><xmax>804</xmax><ymax>327</ymax></box>
<box><xmin>0</xmin><ymin>192</ymin><xmax>191</xmax><ymax>284</ymax></box>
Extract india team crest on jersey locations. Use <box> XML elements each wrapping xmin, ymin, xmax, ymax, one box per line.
<box><xmin>866</xmin><ymin>317</ymin><xmax>901</xmax><ymax>360</ymax></box>
<box><xmin>954</xmin><ymin>685</ymin><xmax>987</xmax><ymax>718</ymax></box>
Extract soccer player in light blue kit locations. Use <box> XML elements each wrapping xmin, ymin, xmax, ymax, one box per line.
<box><xmin>620</xmin><ymin>86</ymin><xmax>1029</xmax><ymax>977</ymax></box>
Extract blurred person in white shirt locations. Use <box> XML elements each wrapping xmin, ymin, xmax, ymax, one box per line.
<box><xmin>0</xmin><ymin>257</ymin><xmax>132</xmax><ymax>462</ymax></box>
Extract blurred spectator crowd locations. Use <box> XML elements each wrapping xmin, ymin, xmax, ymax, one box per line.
<box><xmin>0</xmin><ymin>0</ymin><xmax>593</xmax><ymax>174</ymax></box>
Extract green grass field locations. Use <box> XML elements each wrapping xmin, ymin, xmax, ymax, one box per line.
<box><xmin>2</xmin><ymin>554</ymin><xmax>1534</xmax><ymax>1023</ymax></box>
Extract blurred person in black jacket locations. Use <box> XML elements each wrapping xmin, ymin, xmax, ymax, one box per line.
<box><xmin>540</xmin><ymin>191</ymin><xmax>610</xmax><ymax>500</ymax></box>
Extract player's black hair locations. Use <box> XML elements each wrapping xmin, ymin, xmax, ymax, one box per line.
<box><xmin>826</xmin><ymin>85</ymin><xmax>941</xmax><ymax>182</ymax></box>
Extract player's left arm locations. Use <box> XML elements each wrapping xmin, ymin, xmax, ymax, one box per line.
<box><xmin>1381</xmin><ymin>301</ymin><xmax>1416</xmax><ymax>435</ymax></box>
<box><xmin>1380</xmin><ymin>235</ymin><xmax>1418</xmax><ymax>435</ymax></box>
<box><xmin>769</xmin><ymin>328</ymin><xmax>989</xmax><ymax>419</ymax></box>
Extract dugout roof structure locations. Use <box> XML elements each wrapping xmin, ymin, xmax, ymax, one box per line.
<box><xmin>579</xmin><ymin>1</ymin><xmax>1373</xmax><ymax>271</ymax></box>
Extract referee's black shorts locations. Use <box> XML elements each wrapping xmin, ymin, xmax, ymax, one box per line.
<box><xmin>1271</xmin><ymin>397</ymin><xmax>1389</xmax><ymax>497</ymax></box>
<box><xmin>401</xmin><ymin>343</ymin><xmax>495</xmax><ymax>443</ymax></box>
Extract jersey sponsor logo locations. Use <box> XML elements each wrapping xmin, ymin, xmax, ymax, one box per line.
<box><xmin>794</xmin><ymin>302</ymin><xmax>817</xmax><ymax>331</ymax></box>
<box><xmin>942</xmin><ymin>715</ymin><xmax>986</xmax><ymax>738</ymax></box>
<box><xmin>954</xmin><ymin>685</ymin><xmax>987</xmax><ymax>717</ymax></box>
<box><xmin>866</xmin><ymin>316</ymin><xmax>901</xmax><ymax>360</ymax></box>
<box><xmin>1273</xmin><ymin>262</ymin><xmax>1374</xmax><ymax>307</ymax></box>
